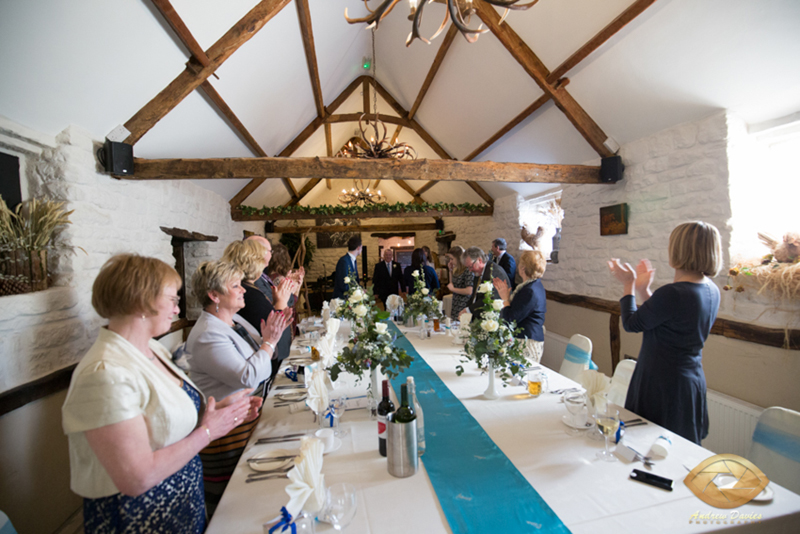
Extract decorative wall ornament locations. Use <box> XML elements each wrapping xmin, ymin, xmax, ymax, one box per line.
<box><xmin>599</xmin><ymin>203</ymin><xmax>629</xmax><ymax>236</ymax></box>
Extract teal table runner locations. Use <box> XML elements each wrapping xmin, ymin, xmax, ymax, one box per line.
<box><xmin>388</xmin><ymin>323</ymin><xmax>571</xmax><ymax>533</ymax></box>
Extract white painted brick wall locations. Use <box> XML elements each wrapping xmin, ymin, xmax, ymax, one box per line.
<box><xmin>0</xmin><ymin>121</ymin><xmax>246</xmax><ymax>392</ymax></box>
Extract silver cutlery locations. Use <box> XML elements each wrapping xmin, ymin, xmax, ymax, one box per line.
<box><xmin>274</xmin><ymin>385</ymin><xmax>306</xmax><ymax>390</ymax></box>
<box><xmin>247</xmin><ymin>455</ymin><xmax>297</xmax><ymax>463</ymax></box>
<box><xmin>634</xmin><ymin>453</ymin><xmax>655</xmax><ymax>469</ymax></box>
<box><xmin>256</xmin><ymin>437</ymin><xmax>302</xmax><ymax>444</ymax></box>
<box><xmin>246</xmin><ymin>473</ymin><xmax>289</xmax><ymax>483</ymax></box>
<box><xmin>624</xmin><ymin>421</ymin><xmax>648</xmax><ymax>428</ymax></box>
<box><xmin>550</xmin><ymin>388</ymin><xmax>581</xmax><ymax>395</ymax></box>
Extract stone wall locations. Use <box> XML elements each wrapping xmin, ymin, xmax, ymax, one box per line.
<box><xmin>0</xmin><ymin>118</ymin><xmax>246</xmax><ymax>393</ymax></box>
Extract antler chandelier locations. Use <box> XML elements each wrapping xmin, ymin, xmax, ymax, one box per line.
<box><xmin>338</xmin><ymin>179</ymin><xmax>387</xmax><ymax>207</ymax></box>
<box><xmin>345</xmin><ymin>0</ymin><xmax>539</xmax><ymax>46</ymax></box>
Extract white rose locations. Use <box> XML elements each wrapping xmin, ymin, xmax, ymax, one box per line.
<box><xmin>492</xmin><ymin>299</ymin><xmax>504</xmax><ymax>311</ymax></box>
<box><xmin>478</xmin><ymin>281</ymin><xmax>493</xmax><ymax>294</ymax></box>
<box><xmin>374</xmin><ymin>322</ymin><xmax>388</xmax><ymax>334</ymax></box>
<box><xmin>354</xmin><ymin>304</ymin><xmax>368</xmax><ymax>317</ymax></box>
<box><xmin>480</xmin><ymin>319</ymin><xmax>499</xmax><ymax>333</ymax></box>
<box><xmin>412</xmin><ymin>270</ymin><xmax>420</xmax><ymax>278</ymax></box>
<box><xmin>344</xmin><ymin>276</ymin><xmax>350</xmax><ymax>284</ymax></box>
<box><xmin>349</xmin><ymin>290</ymin><xmax>364</xmax><ymax>303</ymax></box>
<box><xmin>384</xmin><ymin>345</ymin><xmax>392</xmax><ymax>354</ymax></box>
<box><xmin>421</xmin><ymin>288</ymin><xmax>429</xmax><ymax>295</ymax></box>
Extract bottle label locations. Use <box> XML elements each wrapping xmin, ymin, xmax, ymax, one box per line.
<box><xmin>378</xmin><ymin>414</ymin><xmax>388</xmax><ymax>438</ymax></box>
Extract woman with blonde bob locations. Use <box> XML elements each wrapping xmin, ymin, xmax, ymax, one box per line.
<box><xmin>493</xmin><ymin>250</ymin><xmax>547</xmax><ymax>363</ymax></box>
<box><xmin>62</xmin><ymin>254</ymin><xmax>255</xmax><ymax>533</ymax></box>
<box><xmin>185</xmin><ymin>258</ymin><xmax>290</xmax><ymax>514</ymax></box>
<box><xmin>608</xmin><ymin>221</ymin><xmax>722</xmax><ymax>444</ymax></box>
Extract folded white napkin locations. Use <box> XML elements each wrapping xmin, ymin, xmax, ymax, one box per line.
<box><xmin>386</xmin><ymin>294</ymin><xmax>403</xmax><ymax>312</ymax></box>
<box><xmin>580</xmin><ymin>369</ymin><xmax>611</xmax><ymax>408</ymax></box>
<box><xmin>329</xmin><ymin>298</ymin><xmax>343</xmax><ymax>315</ymax></box>
<box><xmin>325</xmin><ymin>317</ymin><xmax>341</xmax><ymax>339</ymax></box>
<box><xmin>316</xmin><ymin>336</ymin><xmax>338</xmax><ymax>369</ymax></box>
<box><xmin>306</xmin><ymin>369</ymin><xmax>330</xmax><ymax>415</ymax></box>
<box><xmin>285</xmin><ymin>437</ymin><xmax>326</xmax><ymax>517</ymax></box>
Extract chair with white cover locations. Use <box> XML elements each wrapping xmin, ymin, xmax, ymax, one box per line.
<box><xmin>0</xmin><ymin>511</ymin><xmax>18</xmax><ymax>534</ymax></box>
<box><xmin>558</xmin><ymin>334</ymin><xmax>597</xmax><ymax>382</ymax></box>
<box><xmin>747</xmin><ymin>406</ymin><xmax>800</xmax><ymax>495</ymax></box>
<box><xmin>606</xmin><ymin>359</ymin><xmax>637</xmax><ymax>406</ymax></box>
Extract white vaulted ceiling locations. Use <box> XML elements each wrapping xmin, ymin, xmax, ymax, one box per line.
<box><xmin>1</xmin><ymin>0</ymin><xmax>799</xmax><ymax>207</ymax></box>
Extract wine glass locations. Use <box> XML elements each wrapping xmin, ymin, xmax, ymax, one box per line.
<box><xmin>319</xmin><ymin>482</ymin><xmax>357</xmax><ymax>531</ymax></box>
<box><xmin>594</xmin><ymin>407</ymin><xmax>620</xmax><ymax>462</ymax></box>
<box><xmin>330</xmin><ymin>393</ymin><xmax>349</xmax><ymax>437</ymax></box>
<box><xmin>564</xmin><ymin>391</ymin><xmax>587</xmax><ymax>436</ymax></box>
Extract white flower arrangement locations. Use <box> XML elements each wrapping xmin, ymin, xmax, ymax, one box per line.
<box><xmin>492</xmin><ymin>299</ymin><xmax>504</xmax><ymax>311</ymax></box>
<box><xmin>403</xmin><ymin>268</ymin><xmax>442</xmax><ymax>321</ymax></box>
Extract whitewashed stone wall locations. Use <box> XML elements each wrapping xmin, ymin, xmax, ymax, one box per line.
<box><xmin>544</xmin><ymin>112</ymin><xmax>733</xmax><ymax>304</ymax></box>
<box><xmin>0</xmin><ymin>120</ymin><xmax>246</xmax><ymax>393</ymax></box>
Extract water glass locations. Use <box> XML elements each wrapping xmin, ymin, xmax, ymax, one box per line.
<box><xmin>330</xmin><ymin>393</ymin><xmax>349</xmax><ymax>437</ymax></box>
<box><xmin>564</xmin><ymin>391</ymin><xmax>587</xmax><ymax>436</ymax></box>
<box><xmin>319</xmin><ymin>483</ymin><xmax>357</xmax><ymax>531</ymax></box>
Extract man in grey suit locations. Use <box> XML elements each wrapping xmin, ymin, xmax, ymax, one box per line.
<box><xmin>461</xmin><ymin>246</ymin><xmax>510</xmax><ymax>320</ymax></box>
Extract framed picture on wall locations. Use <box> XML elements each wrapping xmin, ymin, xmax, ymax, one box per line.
<box><xmin>316</xmin><ymin>218</ymin><xmax>360</xmax><ymax>249</ymax></box>
<box><xmin>600</xmin><ymin>203</ymin><xmax>629</xmax><ymax>236</ymax></box>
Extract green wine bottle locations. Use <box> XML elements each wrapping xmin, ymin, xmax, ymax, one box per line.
<box><xmin>394</xmin><ymin>384</ymin><xmax>416</xmax><ymax>423</ymax></box>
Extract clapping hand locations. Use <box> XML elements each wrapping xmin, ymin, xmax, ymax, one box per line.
<box><xmin>261</xmin><ymin>309</ymin><xmax>292</xmax><ymax>356</ymax></box>
<box><xmin>634</xmin><ymin>259</ymin><xmax>655</xmax><ymax>300</ymax></box>
<box><xmin>202</xmin><ymin>392</ymin><xmax>253</xmax><ymax>441</ymax></box>
<box><xmin>273</xmin><ymin>277</ymin><xmax>296</xmax><ymax>309</ymax></box>
<box><xmin>492</xmin><ymin>277</ymin><xmax>510</xmax><ymax>303</ymax></box>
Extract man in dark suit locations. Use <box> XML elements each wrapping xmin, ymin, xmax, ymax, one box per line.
<box><xmin>332</xmin><ymin>235</ymin><xmax>362</xmax><ymax>298</ymax></box>
<box><xmin>492</xmin><ymin>238</ymin><xmax>517</xmax><ymax>290</ymax></box>
<box><xmin>372</xmin><ymin>247</ymin><xmax>404</xmax><ymax>306</ymax></box>
<box><xmin>461</xmin><ymin>246</ymin><xmax>510</xmax><ymax>320</ymax></box>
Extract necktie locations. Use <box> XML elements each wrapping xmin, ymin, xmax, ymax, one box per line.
<box><xmin>352</xmin><ymin>257</ymin><xmax>358</xmax><ymax>280</ymax></box>
<box><xmin>386</xmin><ymin>262</ymin><xmax>391</xmax><ymax>277</ymax></box>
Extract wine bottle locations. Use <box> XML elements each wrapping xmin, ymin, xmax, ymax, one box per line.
<box><xmin>377</xmin><ymin>379</ymin><xmax>395</xmax><ymax>457</ymax></box>
<box><xmin>407</xmin><ymin>377</ymin><xmax>425</xmax><ymax>456</ymax></box>
<box><xmin>394</xmin><ymin>384</ymin><xmax>416</xmax><ymax>423</ymax></box>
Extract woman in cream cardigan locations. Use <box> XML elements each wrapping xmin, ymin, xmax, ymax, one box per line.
<box><xmin>62</xmin><ymin>254</ymin><xmax>257</xmax><ymax>533</ymax></box>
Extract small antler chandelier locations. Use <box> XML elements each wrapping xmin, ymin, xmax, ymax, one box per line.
<box><xmin>345</xmin><ymin>0</ymin><xmax>539</xmax><ymax>46</ymax></box>
<box><xmin>337</xmin><ymin>29</ymin><xmax>416</xmax><ymax>162</ymax></box>
<box><xmin>338</xmin><ymin>179</ymin><xmax>387</xmax><ymax>207</ymax></box>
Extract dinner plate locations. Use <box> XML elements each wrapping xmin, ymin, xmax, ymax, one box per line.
<box><xmin>714</xmin><ymin>475</ymin><xmax>774</xmax><ymax>502</ymax></box>
<box><xmin>561</xmin><ymin>414</ymin><xmax>593</xmax><ymax>429</ymax></box>
<box><xmin>276</xmin><ymin>391</ymin><xmax>307</xmax><ymax>402</ymax></box>
<box><xmin>296</xmin><ymin>339</ymin><xmax>315</xmax><ymax>347</ymax></box>
<box><xmin>248</xmin><ymin>449</ymin><xmax>296</xmax><ymax>472</ymax></box>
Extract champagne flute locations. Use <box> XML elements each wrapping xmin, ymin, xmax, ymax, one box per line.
<box><xmin>319</xmin><ymin>482</ymin><xmax>357</xmax><ymax>531</ymax></box>
<box><xmin>330</xmin><ymin>393</ymin><xmax>349</xmax><ymax>437</ymax></box>
<box><xmin>564</xmin><ymin>391</ymin><xmax>587</xmax><ymax>436</ymax></box>
<box><xmin>594</xmin><ymin>407</ymin><xmax>620</xmax><ymax>462</ymax></box>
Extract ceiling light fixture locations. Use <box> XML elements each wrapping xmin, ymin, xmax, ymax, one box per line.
<box><xmin>346</xmin><ymin>0</ymin><xmax>539</xmax><ymax>46</ymax></box>
<box><xmin>338</xmin><ymin>180</ymin><xmax>387</xmax><ymax>207</ymax></box>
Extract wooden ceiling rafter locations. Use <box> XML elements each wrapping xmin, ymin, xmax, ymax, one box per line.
<box><xmin>233</xmin><ymin>206</ymin><xmax>492</xmax><ymax>222</ymax></box>
<box><xmin>123</xmin><ymin>0</ymin><xmax>292</xmax><ymax>145</ymax></box>
<box><xmin>325</xmin><ymin>123</ymin><xmax>333</xmax><ymax>189</ymax></box>
<box><xmin>295</xmin><ymin>0</ymin><xmax>325</xmax><ymax>118</ymax></box>
<box><xmin>151</xmin><ymin>0</ymin><xmax>211</xmax><ymax>71</ymax></box>
<box><xmin>276</xmin><ymin>223</ymin><xmax>438</xmax><ymax>234</ymax></box>
<box><xmin>475</xmin><ymin>0</ymin><xmax>614</xmax><ymax>158</ymax></box>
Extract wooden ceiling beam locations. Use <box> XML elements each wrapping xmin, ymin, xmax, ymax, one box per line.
<box><xmin>475</xmin><ymin>1</ymin><xmax>614</xmax><ymax>158</ymax></box>
<box><xmin>275</xmin><ymin>223</ymin><xmax>438</xmax><ymax>234</ymax></box>
<box><xmin>326</xmin><ymin>76</ymin><xmax>369</xmax><ymax>115</ymax></box>
<box><xmin>394</xmin><ymin>180</ymin><xmax>424</xmax><ymax>204</ymax></box>
<box><xmin>324</xmin><ymin>123</ymin><xmax>333</xmax><ymax>189</ymax></box>
<box><xmin>151</xmin><ymin>0</ymin><xmax>210</xmax><ymax>69</ymax></box>
<box><xmin>415</xmin><ymin>181</ymin><xmax>438</xmax><ymax>196</ymax></box>
<box><xmin>295</xmin><ymin>0</ymin><xmax>325</xmax><ymax>118</ymax></box>
<box><xmin>133</xmin><ymin>156</ymin><xmax>602</xmax><ymax>184</ymax></box>
<box><xmin>547</xmin><ymin>0</ymin><xmax>657</xmax><ymax>84</ymax></box>
<box><xmin>232</xmin><ymin>206</ymin><xmax>492</xmax><ymax>221</ymax></box>
<box><xmin>123</xmin><ymin>0</ymin><xmax>291</xmax><ymax>145</ymax></box>
<box><xmin>326</xmin><ymin>113</ymin><xmax>411</xmax><ymax>127</ymax></box>
<box><xmin>286</xmin><ymin>178</ymin><xmax>323</xmax><ymax>207</ymax></box>
<box><xmin>464</xmin><ymin>93</ymin><xmax>551</xmax><ymax>162</ymax></box>
<box><xmin>465</xmin><ymin>182</ymin><xmax>496</xmax><ymax>205</ymax></box>
<box><xmin>199</xmin><ymin>80</ymin><xmax>297</xmax><ymax>199</ymax></box>
<box><xmin>409</xmin><ymin>24</ymin><xmax>459</xmax><ymax>120</ymax></box>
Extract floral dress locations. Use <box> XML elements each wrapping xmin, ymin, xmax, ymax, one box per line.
<box><xmin>83</xmin><ymin>381</ymin><xmax>206</xmax><ymax>534</ymax></box>
<box><xmin>450</xmin><ymin>269</ymin><xmax>475</xmax><ymax>320</ymax></box>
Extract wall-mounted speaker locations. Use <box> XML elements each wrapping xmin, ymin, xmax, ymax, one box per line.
<box><xmin>101</xmin><ymin>140</ymin><xmax>134</xmax><ymax>176</ymax></box>
<box><xmin>600</xmin><ymin>155</ymin><xmax>624</xmax><ymax>183</ymax></box>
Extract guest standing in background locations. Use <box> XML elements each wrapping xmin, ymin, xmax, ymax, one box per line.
<box><xmin>608</xmin><ymin>221</ymin><xmax>722</xmax><ymax>444</ymax></box>
<box><xmin>421</xmin><ymin>245</ymin><xmax>436</xmax><ymax>269</ymax></box>
<box><xmin>404</xmin><ymin>247</ymin><xmax>440</xmax><ymax>295</ymax></box>
<box><xmin>493</xmin><ymin>251</ymin><xmax>547</xmax><ymax>363</ymax></box>
<box><xmin>245</xmin><ymin>235</ymin><xmax>274</xmax><ymax>298</ymax></box>
<box><xmin>185</xmin><ymin>259</ymin><xmax>290</xmax><ymax>514</ymax></box>
<box><xmin>267</xmin><ymin>243</ymin><xmax>303</xmax><ymax>365</ymax></box>
<box><xmin>62</xmin><ymin>254</ymin><xmax>256</xmax><ymax>533</ymax></box>
<box><xmin>461</xmin><ymin>246</ymin><xmax>509</xmax><ymax>320</ymax></box>
<box><xmin>333</xmin><ymin>236</ymin><xmax>362</xmax><ymax>298</ymax></box>
<box><xmin>491</xmin><ymin>238</ymin><xmax>517</xmax><ymax>290</ymax></box>
<box><xmin>372</xmin><ymin>247</ymin><xmax>404</xmax><ymax>306</ymax></box>
<box><xmin>445</xmin><ymin>246</ymin><xmax>474</xmax><ymax>320</ymax></box>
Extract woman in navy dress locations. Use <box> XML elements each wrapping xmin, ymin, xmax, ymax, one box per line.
<box><xmin>404</xmin><ymin>248</ymin><xmax>440</xmax><ymax>294</ymax></box>
<box><xmin>608</xmin><ymin>221</ymin><xmax>722</xmax><ymax>444</ymax></box>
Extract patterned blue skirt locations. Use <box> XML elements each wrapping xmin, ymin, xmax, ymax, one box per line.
<box><xmin>83</xmin><ymin>382</ymin><xmax>206</xmax><ymax>533</ymax></box>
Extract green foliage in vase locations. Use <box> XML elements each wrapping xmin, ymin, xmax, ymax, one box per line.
<box><xmin>403</xmin><ymin>269</ymin><xmax>443</xmax><ymax>321</ymax></box>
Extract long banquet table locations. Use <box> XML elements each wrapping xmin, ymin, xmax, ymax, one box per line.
<box><xmin>207</xmin><ymin>324</ymin><xmax>800</xmax><ymax>533</ymax></box>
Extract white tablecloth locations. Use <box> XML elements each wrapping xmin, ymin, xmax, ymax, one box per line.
<box><xmin>207</xmin><ymin>327</ymin><xmax>800</xmax><ymax>533</ymax></box>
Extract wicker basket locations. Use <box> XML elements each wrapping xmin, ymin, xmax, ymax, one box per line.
<box><xmin>0</xmin><ymin>249</ymin><xmax>48</xmax><ymax>295</ymax></box>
